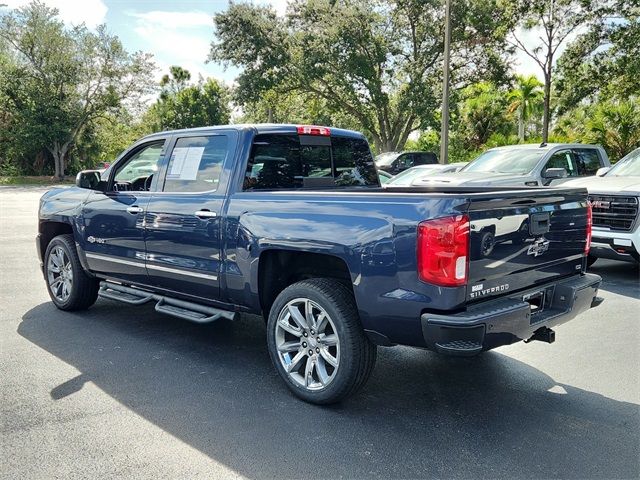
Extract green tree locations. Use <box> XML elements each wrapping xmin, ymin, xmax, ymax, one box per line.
<box><xmin>509</xmin><ymin>0</ymin><xmax>601</xmax><ymax>143</ymax></box>
<box><xmin>160</xmin><ymin>65</ymin><xmax>191</xmax><ymax>99</ymax></box>
<box><xmin>585</xmin><ymin>100</ymin><xmax>640</xmax><ymax>162</ymax></box>
<box><xmin>0</xmin><ymin>1</ymin><xmax>154</xmax><ymax>178</ymax></box>
<box><xmin>457</xmin><ymin>81</ymin><xmax>511</xmax><ymax>149</ymax></box>
<box><xmin>210</xmin><ymin>0</ymin><xmax>517</xmax><ymax>153</ymax></box>
<box><xmin>146</xmin><ymin>68</ymin><xmax>231</xmax><ymax>131</ymax></box>
<box><xmin>555</xmin><ymin>2</ymin><xmax>639</xmax><ymax>111</ymax></box>
<box><xmin>507</xmin><ymin>74</ymin><xmax>544</xmax><ymax>142</ymax></box>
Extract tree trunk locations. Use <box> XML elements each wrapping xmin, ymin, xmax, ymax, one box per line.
<box><xmin>49</xmin><ymin>141</ymin><xmax>70</xmax><ymax>180</ymax></box>
<box><xmin>542</xmin><ymin>72</ymin><xmax>552</xmax><ymax>144</ymax></box>
<box><xmin>518</xmin><ymin>106</ymin><xmax>525</xmax><ymax>142</ymax></box>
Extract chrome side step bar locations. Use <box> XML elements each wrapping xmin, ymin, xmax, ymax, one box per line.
<box><xmin>98</xmin><ymin>281</ymin><xmax>237</xmax><ymax>323</ymax></box>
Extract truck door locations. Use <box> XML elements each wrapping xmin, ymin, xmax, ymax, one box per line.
<box><xmin>81</xmin><ymin>139</ymin><xmax>167</xmax><ymax>285</ymax></box>
<box><xmin>542</xmin><ymin>149</ymin><xmax>577</xmax><ymax>185</ymax></box>
<box><xmin>143</xmin><ymin>130</ymin><xmax>237</xmax><ymax>300</ymax></box>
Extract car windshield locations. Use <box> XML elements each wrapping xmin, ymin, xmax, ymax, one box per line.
<box><xmin>387</xmin><ymin>166</ymin><xmax>440</xmax><ymax>186</ymax></box>
<box><xmin>463</xmin><ymin>149</ymin><xmax>544</xmax><ymax>174</ymax></box>
<box><xmin>606</xmin><ymin>149</ymin><xmax>640</xmax><ymax>176</ymax></box>
<box><xmin>375</xmin><ymin>152</ymin><xmax>401</xmax><ymax>166</ymax></box>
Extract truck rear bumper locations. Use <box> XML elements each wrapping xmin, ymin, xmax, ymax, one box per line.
<box><xmin>421</xmin><ymin>273</ymin><xmax>602</xmax><ymax>356</ymax></box>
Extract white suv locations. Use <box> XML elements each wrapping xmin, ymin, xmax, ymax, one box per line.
<box><xmin>564</xmin><ymin>148</ymin><xmax>640</xmax><ymax>266</ymax></box>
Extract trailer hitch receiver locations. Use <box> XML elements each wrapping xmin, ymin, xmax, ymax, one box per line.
<box><xmin>525</xmin><ymin>326</ymin><xmax>555</xmax><ymax>344</ymax></box>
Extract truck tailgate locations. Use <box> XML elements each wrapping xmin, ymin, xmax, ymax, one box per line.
<box><xmin>466</xmin><ymin>189</ymin><xmax>588</xmax><ymax>302</ymax></box>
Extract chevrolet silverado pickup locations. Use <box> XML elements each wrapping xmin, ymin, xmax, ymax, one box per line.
<box><xmin>37</xmin><ymin>124</ymin><xmax>603</xmax><ymax>404</ymax></box>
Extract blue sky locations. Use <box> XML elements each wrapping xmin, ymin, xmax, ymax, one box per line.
<box><xmin>2</xmin><ymin>0</ymin><xmax>569</xmax><ymax>86</ymax></box>
<box><xmin>3</xmin><ymin>0</ymin><xmax>287</xmax><ymax>84</ymax></box>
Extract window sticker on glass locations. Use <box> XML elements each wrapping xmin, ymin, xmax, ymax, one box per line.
<box><xmin>168</xmin><ymin>147</ymin><xmax>205</xmax><ymax>181</ymax></box>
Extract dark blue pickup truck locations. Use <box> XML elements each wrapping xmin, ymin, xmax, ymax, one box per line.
<box><xmin>37</xmin><ymin>124</ymin><xmax>602</xmax><ymax>403</ymax></box>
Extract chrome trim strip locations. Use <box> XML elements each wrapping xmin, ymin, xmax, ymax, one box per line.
<box><xmin>86</xmin><ymin>253</ymin><xmax>145</xmax><ymax>268</ymax></box>
<box><xmin>146</xmin><ymin>263</ymin><xmax>218</xmax><ymax>280</ymax></box>
<box><xmin>86</xmin><ymin>252</ymin><xmax>218</xmax><ymax>281</ymax></box>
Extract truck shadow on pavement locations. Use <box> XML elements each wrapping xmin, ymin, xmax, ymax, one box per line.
<box><xmin>589</xmin><ymin>259</ymin><xmax>639</xmax><ymax>299</ymax></box>
<box><xmin>19</xmin><ymin>301</ymin><xmax>640</xmax><ymax>479</ymax></box>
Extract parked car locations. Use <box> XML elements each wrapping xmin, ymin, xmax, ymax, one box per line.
<box><xmin>564</xmin><ymin>147</ymin><xmax>640</xmax><ymax>266</ymax></box>
<box><xmin>38</xmin><ymin>124</ymin><xmax>601</xmax><ymax>404</ymax></box>
<box><xmin>417</xmin><ymin>144</ymin><xmax>610</xmax><ymax>187</ymax></box>
<box><xmin>383</xmin><ymin>163</ymin><xmax>465</xmax><ymax>187</ymax></box>
<box><xmin>375</xmin><ymin>150</ymin><xmax>437</xmax><ymax>175</ymax></box>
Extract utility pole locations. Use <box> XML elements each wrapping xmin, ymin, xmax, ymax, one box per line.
<box><xmin>440</xmin><ymin>0</ymin><xmax>452</xmax><ymax>164</ymax></box>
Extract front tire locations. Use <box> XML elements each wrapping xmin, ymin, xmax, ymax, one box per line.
<box><xmin>267</xmin><ymin>278</ymin><xmax>377</xmax><ymax>404</ymax></box>
<box><xmin>44</xmin><ymin>234</ymin><xmax>99</xmax><ymax>311</ymax></box>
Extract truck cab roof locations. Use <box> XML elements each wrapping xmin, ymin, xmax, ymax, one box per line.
<box><xmin>141</xmin><ymin>124</ymin><xmax>367</xmax><ymax>143</ymax></box>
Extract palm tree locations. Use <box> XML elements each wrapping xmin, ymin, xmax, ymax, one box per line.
<box><xmin>508</xmin><ymin>75</ymin><xmax>544</xmax><ymax>142</ymax></box>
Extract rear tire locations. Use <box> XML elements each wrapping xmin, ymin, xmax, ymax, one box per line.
<box><xmin>586</xmin><ymin>255</ymin><xmax>598</xmax><ymax>268</ymax></box>
<box><xmin>267</xmin><ymin>278</ymin><xmax>377</xmax><ymax>404</ymax></box>
<box><xmin>44</xmin><ymin>234</ymin><xmax>99</xmax><ymax>311</ymax></box>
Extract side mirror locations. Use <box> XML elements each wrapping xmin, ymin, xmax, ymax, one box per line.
<box><xmin>596</xmin><ymin>167</ymin><xmax>610</xmax><ymax>177</ymax></box>
<box><xmin>542</xmin><ymin>167</ymin><xmax>567</xmax><ymax>179</ymax></box>
<box><xmin>75</xmin><ymin>170</ymin><xmax>103</xmax><ymax>190</ymax></box>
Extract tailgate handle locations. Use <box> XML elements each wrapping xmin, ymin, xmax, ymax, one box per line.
<box><xmin>529</xmin><ymin>212</ymin><xmax>550</xmax><ymax>235</ymax></box>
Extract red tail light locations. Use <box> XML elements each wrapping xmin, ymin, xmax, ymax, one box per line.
<box><xmin>585</xmin><ymin>201</ymin><xmax>592</xmax><ymax>254</ymax></box>
<box><xmin>417</xmin><ymin>215</ymin><xmax>469</xmax><ymax>287</ymax></box>
<box><xmin>296</xmin><ymin>125</ymin><xmax>331</xmax><ymax>136</ymax></box>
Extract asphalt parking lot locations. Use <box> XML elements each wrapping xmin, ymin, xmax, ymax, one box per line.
<box><xmin>1</xmin><ymin>186</ymin><xmax>639</xmax><ymax>479</ymax></box>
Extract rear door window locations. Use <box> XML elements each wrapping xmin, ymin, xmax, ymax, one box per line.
<box><xmin>419</xmin><ymin>153</ymin><xmax>437</xmax><ymax>165</ymax></box>
<box><xmin>163</xmin><ymin>135</ymin><xmax>229</xmax><ymax>193</ymax></box>
<box><xmin>573</xmin><ymin>149</ymin><xmax>602</xmax><ymax>175</ymax></box>
<box><xmin>244</xmin><ymin>133</ymin><xmax>378</xmax><ymax>190</ymax></box>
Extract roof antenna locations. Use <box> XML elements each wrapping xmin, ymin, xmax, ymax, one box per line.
<box><xmin>540</xmin><ymin>141</ymin><xmax>547</xmax><ymax>148</ymax></box>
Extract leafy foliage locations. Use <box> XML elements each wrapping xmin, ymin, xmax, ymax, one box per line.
<box><xmin>210</xmin><ymin>0</ymin><xmax>517</xmax><ymax>152</ymax></box>
<box><xmin>0</xmin><ymin>1</ymin><xmax>154</xmax><ymax>178</ymax></box>
<box><xmin>507</xmin><ymin>75</ymin><xmax>544</xmax><ymax>141</ymax></box>
<box><xmin>556</xmin><ymin>2</ymin><xmax>639</xmax><ymax>112</ymax></box>
<box><xmin>145</xmin><ymin>69</ymin><xmax>231</xmax><ymax>131</ymax></box>
<box><xmin>509</xmin><ymin>0</ymin><xmax>603</xmax><ymax>142</ymax></box>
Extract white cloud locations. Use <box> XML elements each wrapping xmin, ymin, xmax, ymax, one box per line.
<box><xmin>128</xmin><ymin>10</ymin><xmax>212</xmax><ymax>29</ymax></box>
<box><xmin>259</xmin><ymin>0</ymin><xmax>288</xmax><ymax>16</ymax></box>
<box><xmin>2</xmin><ymin>0</ymin><xmax>107</xmax><ymax>28</ymax></box>
<box><xmin>127</xmin><ymin>9</ymin><xmax>230</xmax><ymax>84</ymax></box>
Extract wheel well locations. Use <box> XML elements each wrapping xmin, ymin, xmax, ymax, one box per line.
<box><xmin>39</xmin><ymin>221</ymin><xmax>73</xmax><ymax>254</ymax></box>
<box><xmin>258</xmin><ymin>250</ymin><xmax>353</xmax><ymax>316</ymax></box>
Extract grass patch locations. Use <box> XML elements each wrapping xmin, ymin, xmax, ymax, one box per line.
<box><xmin>0</xmin><ymin>176</ymin><xmax>75</xmax><ymax>186</ymax></box>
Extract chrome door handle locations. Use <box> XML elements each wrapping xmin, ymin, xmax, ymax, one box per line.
<box><xmin>195</xmin><ymin>210</ymin><xmax>217</xmax><ymax>219</ymax></box>
<box><xmin>126</xmin><ymin>206</ymin><xmax>143</xmax><ymax>214</ymax></box>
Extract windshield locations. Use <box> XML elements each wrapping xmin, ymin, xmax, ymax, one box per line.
<box><xmin>606</xmin><ymin>149</ymin><xmax>640</xmax><ymax>176</ymax></box>
<box><xmin>464</xmin><ymin>149</ymin><xmax>544</xmax><ymax>174</ymax></box>
<box><xmin>387</xmin><ymin>166</ymin><xmax>439</xmax><ymax>186</ymax></box>
<box><xmin>375</xmin><ymin>152</ymin><xmax>400</xmax><ymax>166</ymax></box>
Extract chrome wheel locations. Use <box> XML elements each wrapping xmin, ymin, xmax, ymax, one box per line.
<box><xmin>275</xmin><ymin>297</ymin><xmax>340</xmax><ymax>391</ymax></box>
<box><xmin>47</xmin><ymin>246</ymin><xmax>73</xmax><ymax>302</ymax></box>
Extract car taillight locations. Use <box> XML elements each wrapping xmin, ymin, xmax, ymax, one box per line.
<box><xmin>417</xmin><ymin>215</ymin><xmax>469</xmax><ymax>287</ymax></box>
<box><xmin>585</xmin><ymin>201</ymin><xmax>592</xmax><ymax>254</ymax></box>
<box><xmin>296</xmin><ymin>125</ymin><xmax>331</xmax><ymax>136</ymax></box>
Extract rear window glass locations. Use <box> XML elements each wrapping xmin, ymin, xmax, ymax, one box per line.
<box><xmin>243</xmin><ymin>134</ymin><xmax>378</xmax><ymax>190</ymax></box>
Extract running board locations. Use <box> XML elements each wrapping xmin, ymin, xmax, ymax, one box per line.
<box><xmin>98</xmin><ymin>281</ymin><xmax>237</xmax><ymax>323</ymax></box>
